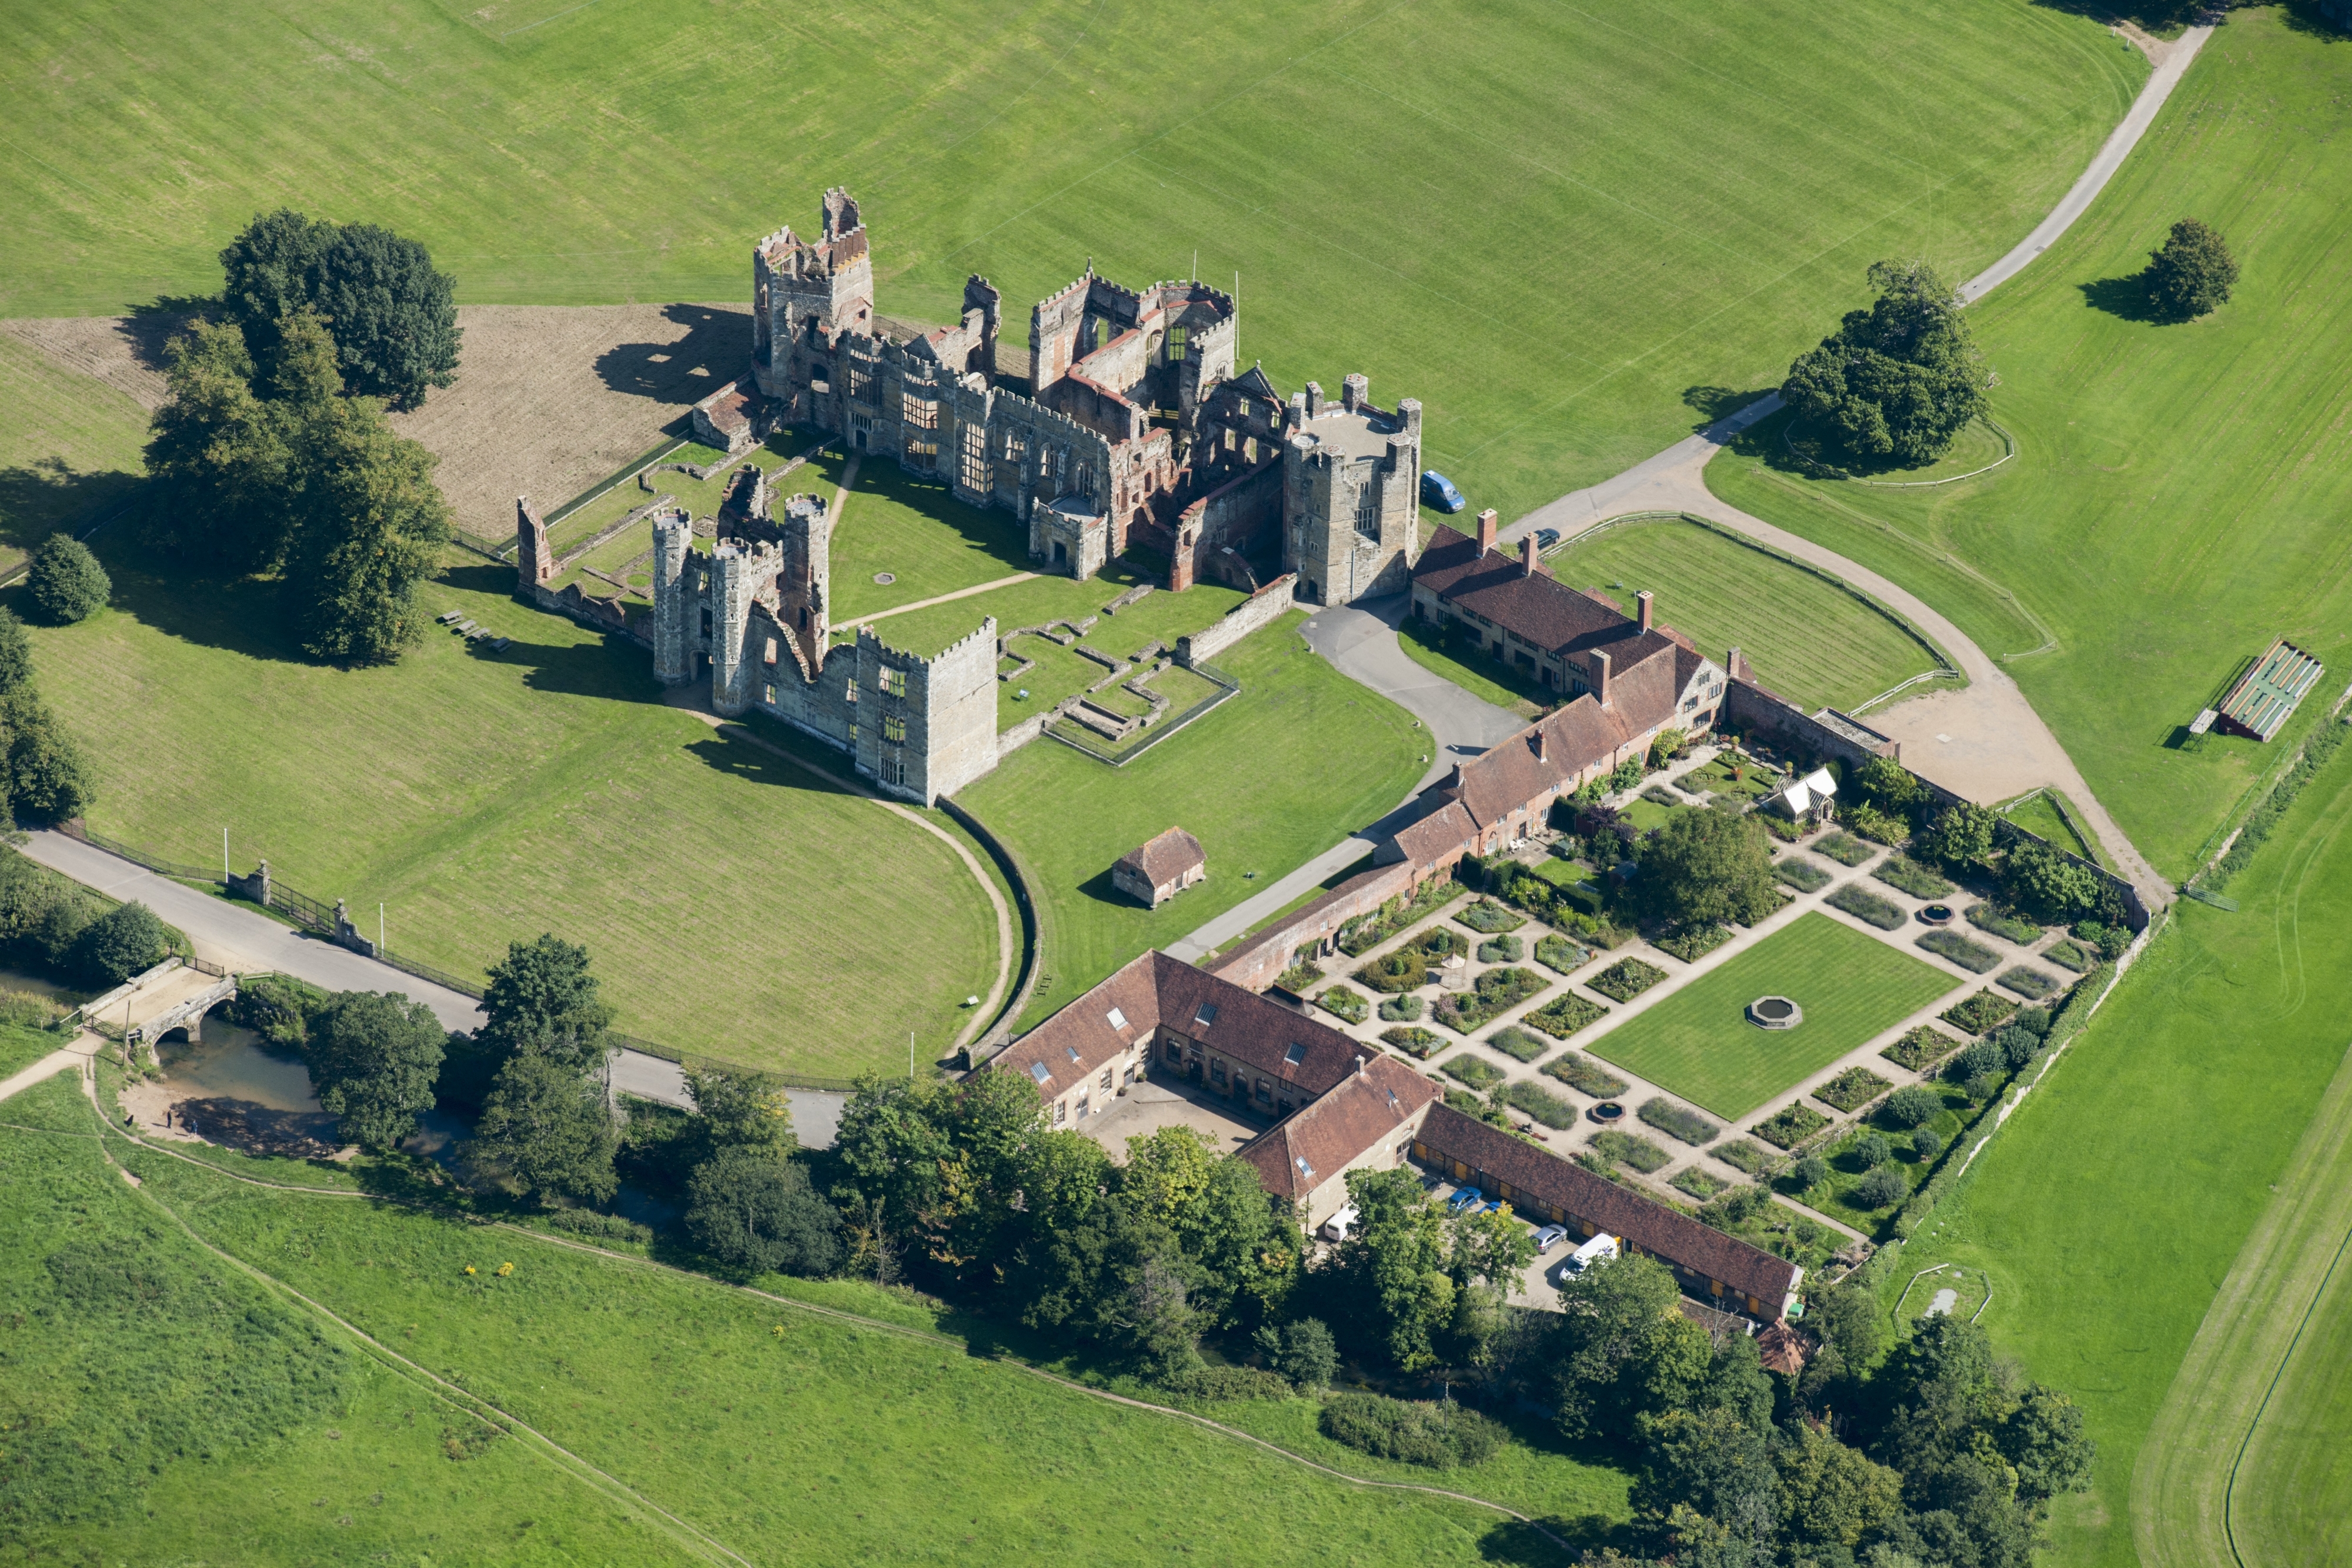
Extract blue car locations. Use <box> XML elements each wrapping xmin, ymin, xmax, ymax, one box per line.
<box><xmin>1421</xmin><ymin>471</ymin><xmax>1465</xmax><ymax>513</ymax></box>
<box><xmin>1445</xmin><ymin>1187</ymin><xmax>1484</xmax><ymax>1215</ymax></box>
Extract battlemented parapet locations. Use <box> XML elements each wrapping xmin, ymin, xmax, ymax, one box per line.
<box><xmin>1282</xmin><ymin>381</ymin><xmax>1422</xmax><ymax>606</ymax></box>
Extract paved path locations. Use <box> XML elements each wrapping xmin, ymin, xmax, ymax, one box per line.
<box><xmin>0</xmin><ymin>1031</ymin><xmax>104</xmax><ymax>1104</ymax></box>
<box><xmin>848</xmin><ymin>571</ymin><xmax>1041</xmax><ymax>631</ymax></box>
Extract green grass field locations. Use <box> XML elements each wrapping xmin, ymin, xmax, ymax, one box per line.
<box><xmin>961</xmin><ymin>612</ymin><xmax>1424</xmax><ymax>1028</ymax></box>
<box><xmin>0</xmin><ymin>1068</ymin><xmax>1633</xmax><ymax>1565</ymax></box>
<box><xmin>1542</xmin><ymin>516</ymin><xmax>1949</xmax><ymax>714</ymax></box>
<box><xmin>0</xmin><ymin>331</ymin><xmax>149</xmax><ymax>574</ymax></box>
<box><xmin>1585</xmin><ymin>912</ymin><xmax>1959</xmax><ymax>1118</ymax></box>
<box><xmin>2</xmin><ymin>0</ymin><xmax>2142</xmax><ymax>523</ymax></box>
<box><xmin>25</xmin><ymin>549</ymin><xmax>998</xmax><ymax>1079</ymax></box>
<box><xmin>2002</xmin><ymin>788</ymin><xmax>2104</xmax><ymax>866</ymax></box>
<box><xmin>1709</xmin><ymin>9</ymin><xmax>2352</xmax><ymax>877</ymax></box>
<box><xmin>1882</xmin><ymin>744</ymin><xmax>2352</xmax><ymax>1568</ymax></box>
<box><xmin>1396</xmin><ymin>617</ymin><xmax>1549</xmax><ymax>720</ymax></box>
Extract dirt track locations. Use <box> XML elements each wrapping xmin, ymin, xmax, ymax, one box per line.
<box><xmin>2</xmin><ymin>303</ymin><xmax>754</xmax><ymax>542</ymax></box>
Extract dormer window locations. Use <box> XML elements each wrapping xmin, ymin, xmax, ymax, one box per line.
<box><xmin>1283</xmin><ymin>1043</ymin><xmax>1306</xmax><ymax>1066</ymax></box>
<box><xmin>1194</xmin><ymin>1002</ymin><xmax>1219</xmax><ymax>1027</ymax></box>
<box><xmin>1107</xmin><ymin>1007</ymin><xmax>1129</xmax><ymax>1031</ymax></box>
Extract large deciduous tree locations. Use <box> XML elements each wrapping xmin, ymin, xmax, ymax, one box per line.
<box><xmin>1324</xmin><ymin>1166</ymin><xmax>1455</xmax><ymax>1371</ymax></box>
<box><xmin>470</xmin><ymin>1049</ymin><xmax>619</xmax><ymax>1206</ymax></box>
<box><xmin>25</xmin><ymin>535</ymin><xmax>111</xmax><ymax>626</ymax></box>
<box><xmin>70</xmin><ymin>901</ymin><xmax>174</xmax><ymax>988</ymax></box>
<box><xmin>309</xmin><ymin>989</ymin><xmax>447</xmax><ymax>1151</ymax></box>
<box><xmin>686</xmin><ymin>1148</ymin><xmax>843</xmax><ymax>1277</ymax></box>
<box><xmin>2144</xmin><ymin>218</ymin><xmax>2239</xmax><ymax>320</ymax></box>
<box><xmin>1639</xmin><ymin>804</ymin><xmax>1779</xmax><ymax>930</ymax></box>
<box><xmin>1783</xmin><ymin>259</ymin><xmax>1986</xmax><ymax>467</ymax></box>
<box><xmin>475</xmin><ymin>932</ymin><xmax>617</xmax><ymax>1073</ymax></box>
<box><xmin>220</xmin><ymin>208</ymin><xmax>460</xmax><ymax>407</ymax></box>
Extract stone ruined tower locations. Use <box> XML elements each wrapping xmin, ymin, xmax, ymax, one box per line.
<box><xmin>773</xmin><ymin>493</ymin><xmax>832</xmax><ymax>671</ymax></box>
<box><xmin>1281</xmin><ymin>378</ymin><xmax>1422</xmax><ymax>607</ymax></box>
<box><xmin>752</xmin><ymin>187</ymin><xmax>876</xmax><ymax>419</ymax></box>
<box><xmin>650</xmin><ymin>510</ymin><xmax>695</xmax><ymax>684</ymax></box>
<box><xmin>516</xmin><ymin>496</ymin><xmax>554</xmax><ymax>588</ymax></box>
<box><xmin>708</xmin><ymin>539</ymin><xmax>775</xmax><ymax>718</ymax></box>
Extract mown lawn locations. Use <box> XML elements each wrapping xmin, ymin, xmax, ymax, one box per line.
<box><xmin>1709</xmin><ymin>11</ymin><xmax>2352</xmax><ymax>877</ymax></box>
<box><xmin>1541</xmin><ymin>516</ymin><xmax>1947</xmax><ymax>714</ymax></box>
<box><xmin>0</xmin><ymin>1069</ymin><xmax>1632</xmax><ymax>1566</ymax></box>
<box><xmin>24</xmin><ymin>547</ymin><xmax>998</xmax><ymax>1080</ymax></box>
<box><xmin>3</xmin><ymin>0</ymin><xmax>2139</xmax><ymax>520</ymax></box>
<box><xmin>1884</xmin><ymin>738</ymin><xmax>2352</xmax><ymax>1568</ymax></box>
<box><xmin>961</xmin><ymin>611</ymin><xmax>1422</xmax><ymax>1028</ymax></box>
<box><xmin>1585</xmin><ymin>912</ymin><xmax>1959</xmax><ymax>1119</ymax></box>
<box><xmin>1396</xmin><ymin>616</ymin><xmax>1549</xmax><ymax>720</ymax></box>
<box><xmin>0</xmin><ymin>330</ymin><xmax>149</xmax><ymax>573</ymax></box>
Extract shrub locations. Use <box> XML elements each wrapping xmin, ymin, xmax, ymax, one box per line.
<box><xmin>1379</xmin><ymin>1025</ymin><xmax>1441</xmax><ymax>1059</ymax></box>
<box><xmin>1855</xmin><ymin>1163</ymin><xmax>1909</xmax><ymax>1209</ymax></box>
<box><xmin>1992</xmin><ymin>1024</ymin><xmax>2041</xmax><ymax>1071</ymax></box>
<box><xmin>1274</xmin><ymin>959</ymin><xmax>1324</xmax><ymax>992</ymax></box>
<box><xmin>1335</xmin><ymin>877</ymin><xmax>1461</xmax><ymax>955</ymax></box>
<box><xmin>1315</xmin><ymin>984</ymin><xmax>1370</xmax><ymax>1025</ymax></box>
<box><xmin>546</xmin><ymin>1208</ymin><xmax>654</xmax><ymax>1244</ymax></box>
<box><xmin>1965</xmin><ymin>1069</ymin><xmax>2002</xmax><ymax>1104</ymax></box>
<box><xmin>1774</xmin><ymin>856</ymin><xmax>1832</xmax><ymax>893</ymax></box>
<box><xmin>1883</xmin><ymin>1085</ymin><xmax>1944</xmax><ymax>1128</ymax></box>
<box><xmin>1432</xmin><ymin>967</ymin><xmax>1546</xmax><ymax>1032</ymax></box>
<box><xmin>1378</xmin><ymin>993</ymin><xmax>1425</xmax><ymax>1022</ymax></box>
<box><xmin>1639</xmin><ymin>1097</ymin><xmax>1719</xmax><ymax>1146</ymax></box>
<box><xmin>1257</xmin><ymin>1317</ymin><xmax>1338</xmax><ymax>1392</ymax></box>
<box><xmin>2041</xmin><ymin>938</ymin><xmax>2093</xmax><ymax>973</ymax></box>
<box><xmin>1321</xmin><ymin>1392</ymin><xmax>1506</xmax><ymax>1469</ymax></box>
<box><xmin>1853</xmin><ymin>1131</ymin><xmax>1893</xmax><ymax>1168</ymax></box>
<box><xmin>684</xmin><ymin>1149</ymin><xmax>843</xmax><ymax>1276</ymax></box>
<box><xmin>2002</xmin><ymin>840</ymin><xmax>2107</xmax><ymax>922</ymax></box>
<box><xmin>232</xmin><ymin>971</ymin><xmax>332</xmax><ymax>1051</ymax></box>
<box><xmin>1946</xmin><ymin>1037</ymin><xmax>2003</xmax><ymax>1084</ymax></box>
<box><xmin>2073</xmin><ymin>920</ymin><xmax>2132</xmax><ymax>961</ymax></box>
<box><xmin>1653</xmin><ymin>923</ymin><xmax>1732</xmax><ymax>962</ymax></box>
<box><xmin>1534</xmin><ymin>933</ymin><xmax>1588</xmax><ymax>974</ymax></box>
<box><xmin>1523</xmin><ymin>991</ymin><xmax>1608</xmax><ymax>1040</ymax></box>
<box><xmin>1874</xmin><ymin>856</ymin><xmax>1953</xmax><ymax>899</ymax></box>
<box><xmin>1826</xmin><ymin>883</ymin><xmax>1906</xmax><ymax>930</ymax></box>
<box><xmin>1355</xmin><ymin>948</ymin><xmax>1428</xmax><ymax>993</ymax></box>
<box><xmin>2208</xmin><ymin>718</ymin><xmax>2348</xmax><ymax>892</ymax></box>
<box><xmin>1715</xmin><ymin>1139</ymin><xmax>1785</xmax><ymax>1178</ymax></box>
<box><xmin>71</xmin><ymin>900</ymin><xmax>176</xmax><ymax>987</ymax></box>
<box><xmin>1440</xmin><ymin>1054</ymin><xmax>1506</xmax><ymax>1091</ymax></box>
<box><xmin>1753</xmin><ymin>1102</ymin><xmax>1829</xmax><ymax>1149</ymax></box>
<box><xmin>1917</xmin><ymin>929</ymin><xmax>2000</xmax><ymax>972</ymax></box>
<box><xmin>1592</xmin><ymin>1129</ymin><xmax>1672</xmax><ymax>1173</ymax></box>
<box><xmin>1843</xmin><ymin>802</ymin><xmax>1910</xmax><ymax>847</ymax></box>
<box><xmin>1942</xmin><ymin>990</ymin><xmax>2018</xmax><ymax>1036</ymax></box>
<box><xmin>1543</xmin><ymin>1051</ymin><xmax>1628</xmax><ymax>1097</ymax></box>
<box><xmin>1498</xmin><ymin>1079</ymin><xmax>1579</xmax><ymax>1129</ymax></box>
<box><xmin>1476</xmin><ymin>934</ymin><xmax>1524</xmax><ymax>964</ymax></box>
<box><xmin>1813</xmin><ymin>1066</ymin><xmax>1892</xmax><ymax>1113</ymax></box>
<box><xmin>1790</xmin><ymin>1155</ymin><xmax>1829</xmax><ymax>1189</ymax></box>
<box><xmin>1588</xmin><ymin>957</ymin><xmax>1668</xmax><ymax>1002</ymax></box>
<box><xmin>1445</xmin><ymin>1086</ymin><xmax>1516</xmax><ymax>1129</ymax></box>
<box><xmin>1455</xmin><ymin>899</ymin><xmax>1525</xmax><ymax>935</ymax></box>
<box><xmin>1883</xmin><ymin>1024</ymin><xmax>1964</xmax><ymax>1071</ymax></box>
<box><xmin>1910</xmin><ymin>1124</ymin><xmax>1944</xmax><ymax>1161</ymax></box>
<box><xmin>1759</xmin><ymin>813</ymin><xmax>1805</xmax><ymax>843</ymax></box>
<box><xmin>1965</xmin><ymin>902</ymin><xmax>2044</xmax><ymax>944</ymax></box>
<box><xmin>1697</xmin><ymin>1183</ymin><xmax>1772</xmax><ymax>1231</ymax></box>
<box><xmin>1485</xmin><ymin>1025</ymin><xmax>1547</xmax><ymax>1063</ymax></box>
<box><xmin>1814</xmin><ymin>831</ymin><xmax>1876</xmax><ymax>867</ymax></box>
<box><xmin>25</xmin><ymin>534</ymin><xmax>111</xmax><ymax>625</ymax></box>
<box><xmin>1672</xmin><ymin>1166</ymin><xmax>1728</xmax><ymax>1202</ymax></box>
<box><xmin>1163</xmin><ymin>1365</ymin><xmax>1296</xmax><ymax>1404</ymax></box>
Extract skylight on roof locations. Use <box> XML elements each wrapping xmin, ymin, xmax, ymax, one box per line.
<box><xmin>1107</xmin><ymin>1007</ymin><xmax>1129</xmax><ymax>1030</ymax></box>
<box><xmin>1295</xmin><ymin>1155</ymin><xmax>1315</xmax><ymax>1178</ymax></box>
<box><xmin>1283</xmin><ymin>1042</ymin><xmax>1305</xmax><ymax>1065</ymax></box>
<box><xmin>1194</xmin><ymin>1002</ymin><xmax>1219</xmax><ymax>1027</ymax></box>
<box><xmin>1067</xmin><ymin>1045</ymin><xmax>1082</xmax><ymax>1063</ymax></box>
<box><xmin>1028</xmin><ymin>1062</ymin><xmax>1051</xmax><ymax>1084</ymax></box>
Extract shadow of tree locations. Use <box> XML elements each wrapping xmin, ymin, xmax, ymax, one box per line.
<box><xmin>2079</xmin><ymin>273</ymin><xmax>2163</xmax><ymax>323</ymax></box>
<box><xmin>2278</xmin><ymin>0</ymin><xmax>2352</xmax><ymax>38</ymax></box>
<box><xmin>1681</xmin><ymin>385</ymin><xmax>1779</xmax><ymax>433</ymax></box>
<box><xmin>0</xmin><ymin>462</ymin><xmax>145</xmax><ymax>557</ymax></box>
<box><xmin>2026</xmin><ymin>0</ymin><xmax>2202</xmax><ymax>33</ymax></box>
<box><xmin>593</xmin><ymin>303</ymin><xmax>756</xmax><ymax>405</ymax></box>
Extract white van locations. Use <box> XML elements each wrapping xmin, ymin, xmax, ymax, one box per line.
<box><xmin>1321</xmin><ymin>1203</ymin><xmax>1361</xmax><ymax>1243</ymax></box>
<box><xmin>1561</xmin><ymin>1233</ymin><xmax>1619</xmax><ymax>1275</ymax></box>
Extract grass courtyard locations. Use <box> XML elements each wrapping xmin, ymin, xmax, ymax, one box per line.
<box><xmin>24</xmin><ymin>549</ymin><xmax>999</xmax><ymax>1081</ymax></box>
<box><xmin>1709</xmin><ymin>10</ymin><xmax>2352</xmax><ymax>877</ymax></box>
<box><xmin>1583</xmin><ymin>912</ymin><xmax>1958</xmax><ymax>1120</ymax></box>
<box><xmin>0</xmin><ymin>1068</ymin><xmax>1632</xmax><ymax>1566</ymax></box>
<box><xmin>2</xmin><ymin>0</ymin><xmax>2143</xmax><ymax>524</ymax></box>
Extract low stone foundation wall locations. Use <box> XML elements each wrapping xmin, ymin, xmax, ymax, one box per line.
<box><xmin>1175</xmin><ymin>573</ymin><xmax>1295</xmax><ymax>668</ymax></box>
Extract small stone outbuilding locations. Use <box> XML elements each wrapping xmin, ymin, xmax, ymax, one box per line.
<box><xmin>1112</xmin><ymin>827</ymin><xmax>1207</xmax><ymax>908</ymax></box>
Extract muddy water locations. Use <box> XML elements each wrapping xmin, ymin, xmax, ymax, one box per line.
<box><xmin>155</xmin><ymin>1023</ymin><xmax>321</xmax><ymax>1112</ymax></box>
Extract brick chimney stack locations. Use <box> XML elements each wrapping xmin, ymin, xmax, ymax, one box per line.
<box><xmin>1638</xmin><ymin>590</ymin><xmax>1653</xmax><ymax>632</ymax></box>
<box><xmin>1592</xmin><ymin>648</ymin><xmax>1612</xmax><ymax>709</ymax></box>
<box><xmin>1521</xmin><ymin>534</ymin><xmax>1539</xmax><ymax>579</ymax></box>
<box><xmin>1342</xmin><ymin>373</ymin><xmax>1368</xmax><ymax>413</ymax></box>
<box><xmin>1534</xmin><ymin>728</ymin><xmax>1548</xmax><ymax>761</ymax></box>
<box><xmin>1476</xmin><ymin>509</ymin><xmax>1499</xmax><ymax>556</ymax></box>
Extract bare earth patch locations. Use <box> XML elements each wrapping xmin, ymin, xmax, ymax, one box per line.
<box><xmin>2</xmin><ymin>302</ymin><xmax>753</xmax><ymax>544</ymax></box>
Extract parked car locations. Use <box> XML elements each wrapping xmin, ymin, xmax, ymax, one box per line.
<box><xmin>1321</xmin><ymin>1203</ymin><xmax>1360</xmax><ymax>1243</ymax></box>
<box><xmin>1534</xmin><ymin>527</ymin><xmax>1561</xmax><ymax>550</ymax></box>
<box><xmin>1421</xmin><ymin>471</ymin><xmax>1465</xmax><ymax>513</ymax></box>
<box><xmin>1445</xmin><ymin>1186</ymin><xmax>1485</xmax><ymax>1214</ymax></box>
<box><xmin>1532</xmin><ymin>1223</ymin><xmax>1569</xmax><ymax>1254</ymax></box>
<box><xmin>1560</xmin><ymin>1233</ymin><xmax>1619</xmax><ymax>1276</ymax></box>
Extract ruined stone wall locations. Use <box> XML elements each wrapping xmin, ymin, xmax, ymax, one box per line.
<box><xmin>1175</xmin><ymin>574</ymin><xmax>1296</xmax><ymax>667</ymax></box>
<box><xmin>901</xmin><ymin>619</ymin><xmax>1001</xmax><ymax>803</ymax></box>
<box><xmin>650</xmin><ymin>513</ymin><xmax>696</xmax><ymax>683</ymax></box>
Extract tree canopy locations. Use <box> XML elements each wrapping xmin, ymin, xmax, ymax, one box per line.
<box><xmin>475</xmin><ymin>933</ymin><xmax>617</xmax><ymax>1073</ymax></box>
<box><xmin>2144</xmin><ymin>217</ymin><xmax>2238</xmax><ymax>320</ymax></box>
<box><xmin>470</xmin><ymin>1049</ymin><xmax>619</xmax><ymax>1207</ymax></box>
<box><xmin>219</xmin><ymin>208</ymin><xmax>461</xmax><ymax>407</ymax></box>
<box><xmin>1783</xmin><ymin>259</ymin><xmax>1986</xmax><ymax>467</ymax></box>
<box><xmin>1639</xmin><ymin>804</ymin><xmax>1780</xmax><ymax>929</ymax></box>
<box><xmin>309</xmin><ymin>989</ymin><xmax>446</xmax><ymax>1151</ymax></box>
<box><xmin>25</xmin><ymin>535</ymin><xmax>111</xmax><ymax>626</ymax></box>
<box><xmin>71</xmin><ymin>901</ymin><xmax>174</xmax><ymax>987</ymax></box>
<box><xmin>685</xmin><ymin>1148</ymin><xmax>843</xmax><ymax>1277</ymax></box>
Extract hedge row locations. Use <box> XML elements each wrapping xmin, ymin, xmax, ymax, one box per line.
<box><xmin>2206</xmin><ymin>716</ymin><xmax>2348</xmax><ymax>891</ymax></box>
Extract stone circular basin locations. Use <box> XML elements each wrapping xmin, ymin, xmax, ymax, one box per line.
<box><xmin>1748</xmin><ymin>995</ymin><xmax>1803</xmax><ymax>1030</ymax></box>
<box><xmin>1919</xmin><ymin>903</ymin><xmax>1955</xmax><ymax>926</ymax></box>
<box><xmin>1589</xmin><ymin>1101</ymin><xmax>1626</xmax><ymax>1124</ymax></box>
<box><xmin>874</xmin><ymin>571</ymin><xmax>897</xmax><ymax>585</ymax></box>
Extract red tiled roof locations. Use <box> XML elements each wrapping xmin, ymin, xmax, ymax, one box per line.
<box><xmin>1240</xmin><ymin>1055</ymin><xmax>1437</xmax><ymax>1203</ymax></box>
<box><xmin>1414</xmin><ymin>525</ymin><xmax>1684</xmax><ymax>668</ymax></box>
<box><xmin>1117</xmin><ymin>827</ymin><xmax>1205</xmax><ymax>887</ymax></box>
<box><xmin>1384</xmin><ymin>798</ymin><xmax>1478</xmax><ymax>868</ymax></box>
<box><xmin>1444</xmin><ymin>652</ymin><xmax>1682</xmax><ymax>831</ymax></box>
<box><xmin>1414</xmin><ymin>1104</ymin><xmax>1800</xmax><ymax>1312</ymax></box>
<box><xmin>1756</xmin><ymin>1320</ymin><xmax>1812</xmax><ymax>1375</ymax></box>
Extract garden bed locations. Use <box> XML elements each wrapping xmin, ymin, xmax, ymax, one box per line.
<box><xmin>1964</xmin><ymin>902</ymin><xmax>2044</xmax><ymax>945</ymax></box>
<box><xmin>1315</xmin><ymin>984</ymin><xmax>1370</xmax><ymax>1025</ymax></box>
<box><xmin>2041</xmin><ymin>938</ymin><xmax>2094</xmax><ymax>973</ymax></box>
<box><xmin>1773</xmin><ymin>856</ymin><xmax>1832</xmax><ymax>894</ymax></box>
<box><xmin>1653</xmin><ymin>924</ymin><xmax>1732</xmax><ymax>963</ymax></box>
<box><xmin>1713</xmin><ymin>1139</ymin><xmax>1784</xmax><ymax>1178</ymax></box>
<box><xmin>1484</xmin><ymin>1025</ymin><xmax>1548</xmax><ymax>1063</ymax></box>
<box><xmin>1591</xmin><ymin>1129</ymin><xmax>1672</xmax><ymax>1174</ymax></box>
<box><xmin>1476</xmin><ymin>934</ymin><xmax>1525</xmax><ymax>964</ymax></box>
<box><xmin>1917</xmin><ymin>929</ymin><xmax>2000</xmax><ymax>973</ymax></box>
<box><xmin>1534</xmin><ymin>933</ymin><xmax>1589</xmax><ymax>975</ymax></box>
<box><xmin>1335</xmin><ymin>877</ymin><xmax>1461</xmax><ymax>957</ymax></box>
<box><xmin>1587</xmin><ymin>957</ymin><xmax>1669</xmax><ymax>1002</ymax></box>
<box><xmin>1433</xmin><ymin>967</ymin><xmax>1549</xmax><ymax>1032</ymax></box>
<box><xmin>1826</xmin><ymin>884</ymin><xmax>1906</xmax><ymax>930</ymax></box>
<box><xmin>1379</xmin><ymin>1025</ymin><xmax>1441</xmax><ymax>1059</ymax></box>
<box><xmin>1497</xmin><ymin>1079</ymin><xmax>1579</xmax><ymax>1130</ymax></box>
<box><xmin>1638</xmin><ymin>1097</ymin><xmax>1719</xmax><ymax>1146</ymax></box>
<box><xmin>1814</xmin><ymin>831</ymin><xmax>1877</xmax><ymax>867</ymax></box>
<box><xmin>1275</xmin><ymin>959</ymin><xmax>1324</xmax><ymax>992</ymax></box>
<box><xmin>1543</xmin><ymin>1052</ymin><xmax>1629</xmax><ymax>1098</ymax></box>
<box><xmin>1378</xmin><ymin>994</ymin><xmax>1425</xmax><ymax>1022</ymax></box>
<box><xmin>1941</xmin><ymin>990</ymin><xmax>2019</xmax><ymax>1036</ymax></box>
<box><xmin>1524</xmin><ymin>991</ymin><xmax>1609</xmax><ymax>1040</ymax></box>
<box><xmin>1440</xmin><ymin>1054</ymin><xmax>1506</xmax><ymax>1091</ymax></box>
<box><xmin>1672</xmin><ymin>1166</ymin><xmax>1729</xmax><ymax>1202</ymax></box>
<box><xmin>1873</xmin><ymin>856</ymin><xmax>1953</xmax><ymax>899</ymax></box>
<box><xmin>1454</xmin><ymin>899</ymin><xmax>1526</xmax><ymax>935</ymax></box>
<box><xmin>1998</xmin><ymin>967</ymin><xmax>2061</xmax><ymax>1001</ymax></box>
<box><xmin>1752</xmin><ymin>1102</ymin><xmax>1830</xmax><ymax>1149</ymax></box>
<box><xmin>1882</xmin><ymin>1023</ymin><xmax>1965</xmax><ymax>1071</ymax></box>
<box><xmin>1813</xmin><ymin>1065</ymin><xmax>1893</xmax><ymax>1112</ymax></box>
